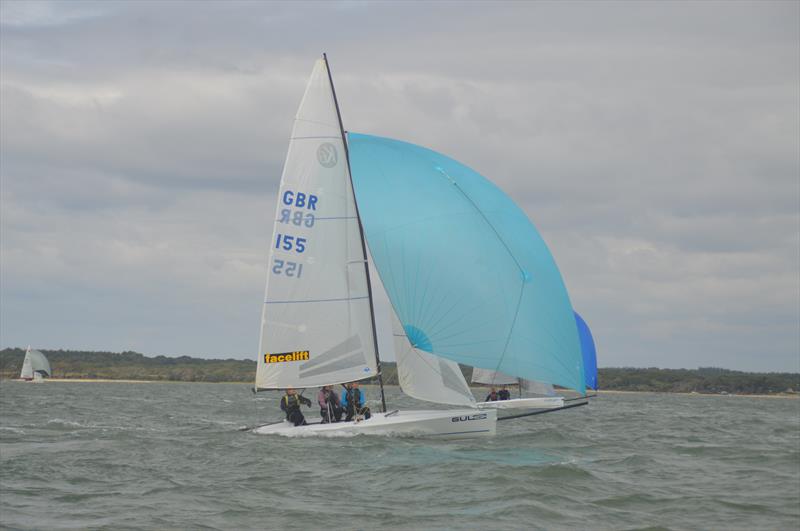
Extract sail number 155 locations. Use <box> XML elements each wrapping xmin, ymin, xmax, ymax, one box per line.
<box><xmin>275</xmin><ymin>233</ymin><xmax>306</xmax><ymax>253</ymax></box>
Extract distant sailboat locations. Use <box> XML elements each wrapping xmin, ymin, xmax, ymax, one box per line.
<box><xmin>252</xmin><ymin>55</ymin><xmax>587</xmax><ymax>438</ymax></box>
<box><xmin>576</xmin><ymin>311</ymin><xmax>598</xmax><ymax>393</ymax></box>
<box><xmin>471</xmin><ymin>311</ymin><xmax>599</xmax><ymax>408</ymax></box>
<box><xmin>472</xmin><ymin>368</ymin><xmax>565</xmax><ymax>410</ymax></box>
<box><xmin>20</xmin><ymin>346</ymin><xmax>51</xmax><ymax>382</ymax></box>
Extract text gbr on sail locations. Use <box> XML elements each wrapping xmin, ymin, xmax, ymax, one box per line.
<box><xmin>282</xmin><ymin>190</ymin><xmax>318</xmax><ymax>210</ymax></box>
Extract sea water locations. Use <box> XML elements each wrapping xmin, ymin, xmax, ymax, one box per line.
<box><xmin>1</xmin><ymin>382</ymin><xmax>798</xmax><ymax>530</ymax></box>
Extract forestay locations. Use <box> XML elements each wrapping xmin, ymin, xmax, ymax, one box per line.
<box><xmin>392</xmin><ymin>309</ymin><xmax>476</xmax><ymax>407</ymax></box>
<box><xmin>348</xmin><ymin>133</ymin><xmax>585</xmax><ymax>393</ymax></box>
<box><xmin>255</xmin><ymin>60</ymin><xmax>377</xmax><ymax>390</ymax></box>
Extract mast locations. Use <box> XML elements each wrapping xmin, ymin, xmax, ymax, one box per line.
<box><xmin>322</xmin><ymin>53</ymin><xmax>387</xmax><ymax>413</ymax></box>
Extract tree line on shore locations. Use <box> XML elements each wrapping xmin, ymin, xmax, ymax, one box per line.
<box><xmin>0</xmin><ymin>348</ymin><xmax>797</xmax><ymax>395</ymax></box>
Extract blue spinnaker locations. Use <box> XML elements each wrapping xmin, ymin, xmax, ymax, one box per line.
<box><xmin>575</xmin><ymin>312</ymin><xmax>598</xmax><ymax>390</ymax></box>
<box><xmin>348</xmin><ymin>133</ymin><xmax>585</xmax><ymax>393</ymax></box>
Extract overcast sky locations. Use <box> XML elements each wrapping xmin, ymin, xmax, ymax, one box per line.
<box><xmin>1</xmin><ymin>1</ymin><xmax>798</xmax><ymax>371</ymax></box>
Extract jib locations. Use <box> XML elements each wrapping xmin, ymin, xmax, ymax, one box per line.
<box><xmin>282</xmin><ymin>190</ymin><xmax>317</xmax><ymax>210</ymax></box>
<box><xmin>451</xmin><ymin>413</ymin><xmax>488</xmax><ymax>422</ymax></box>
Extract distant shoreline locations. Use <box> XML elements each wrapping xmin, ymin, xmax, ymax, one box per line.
<box><xmin>596</xmin><ymin>389</ymin><xmax>798</xmax><ymax>399</ymax></box>
<box><xmin>3</xmin><ymin>349</ymin><xmax>797</xmax><ymax>395</ymax></box>
<box><xmin>4</xmin><ymin>378</ymin><xmax>797</xmax><ymax>398</ymax></box>
<box><xmin>5</xmin><ymin>378</ymin><xmax>251</xmax><ymax>385</ymax></box>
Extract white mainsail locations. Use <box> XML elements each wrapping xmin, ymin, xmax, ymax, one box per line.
<box><xmin>471</xmin><ymin>367</ymin><xmax>518</xmax><ymax>386</ymax></box>
<box><xmin>255</xmin><ymin>59</ymin><xmax>377</xmax><ymax>390</ymax></box>
<box><xmin>522</xmin><ymin>379</ymin><xmax>557</xmax><ymax>397</ymax></box>
<box><xmin>20</xmin><ymin>352</ymin><xmax>33</xmax><ymax>380</ymax></box>
<box><xmin>392</xmin><ymin>309</ymin><xmax>475</xmax><ymax>407</ymax></box>
<box><xmin>472</xmin><ymin>368</ymin><xmax>557</xmax><ymax>396</ymax></box>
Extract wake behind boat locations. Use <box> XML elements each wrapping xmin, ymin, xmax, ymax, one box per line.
<box><xmin>249</xmin><ymin>54</ymin><xmax>594</xmax><ymax>438</ymax></box>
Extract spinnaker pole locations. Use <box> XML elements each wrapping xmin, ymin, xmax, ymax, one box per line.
<box><xmin>323</xmin><ymin>53</ymin><xmax>387</xmax><ymax>413</ymax></box>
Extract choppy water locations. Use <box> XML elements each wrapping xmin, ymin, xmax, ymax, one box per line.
<box><xmin>1</xmin><ymin>382</ymin><xmax>798</xmax><ymax>530</ymax></box>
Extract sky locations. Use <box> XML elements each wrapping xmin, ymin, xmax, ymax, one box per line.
<box><xmin>1</xmin><ymin>0</ymin><xmax>798</xmax><ymax>371</ymax></box>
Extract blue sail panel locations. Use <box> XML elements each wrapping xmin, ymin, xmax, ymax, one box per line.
<box><xmin>348</xmin><ymin>133</ymin><xmax>585</xmax><ymax>393</ymax></box>
<box><xmin>575</xmin><ymin>311</ymin><xmax>598</xmax><ymax>390</ymax></box>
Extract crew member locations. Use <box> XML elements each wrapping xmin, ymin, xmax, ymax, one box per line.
<box><xmin>485</xmin><ymin>387</ymin><xmax>499</xmax><ymax>401</ymax></box>
<box><xmin>342</xmin><ymin>382</ymin><xmax>371</xmax><ymax>421</ymax></box>
<box><xmin>498</xmin><ymin>385</ymin><xmax>511</xmax><ymax>400</ymax></box>
<box><xmin>318</xmin><ymin>385</ymin><xmax>343</xmax><ymax>423</ymax></box>
<box><xmin>280</xmin><ymin>388</ymin><xmax>312</xmax><ymax>426</ymax></box>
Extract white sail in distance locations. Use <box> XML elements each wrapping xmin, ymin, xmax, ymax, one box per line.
<box><xmin>255</xmin><ymin>58</ymin><xmax>377</xmax><ymax>389</ymax></box>
<box><xmin>20</xmin><ymin>346</ymin><xmax>51</xmax><ymax>380</ymax></box>
<box><xmin>20</xmin><ymin>352</ymin><xmax>33</xmax><ymax>380</ymax></box>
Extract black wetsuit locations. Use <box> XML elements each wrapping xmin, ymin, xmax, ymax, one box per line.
<box><xmin>319</xmin><ymin>389</ymin><xmax>343</xmax><ymax>423</ymax></box>
<box><xmin>280</xmin><ymin>394</ymin><xmax>311</xmax><ymax>426</ymax></box>
<box><xmin>498</xmin><ymin>389</ymin><xmax>511</xmax><ymax>400</ymax></box>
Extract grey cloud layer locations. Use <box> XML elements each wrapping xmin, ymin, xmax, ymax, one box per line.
<box><xmin>1</xmin><ymin>0</ymin><xmax>797</xmax><ymax>370</ymax></box>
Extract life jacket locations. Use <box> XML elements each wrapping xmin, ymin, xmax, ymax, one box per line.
<box><xmin>283</xmin><ymin>394</ymin><xmax>300</xmax><ymax>411</ymax></box>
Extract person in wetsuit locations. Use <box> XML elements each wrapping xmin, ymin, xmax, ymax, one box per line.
<box><xmin>485</xmin><ymin>387</ymin><xmax>499</xmax><ymax>401</ymax></box>
<box><xmin>341</xmin><ymin>382</ymin><xmax>371</xmax><ymax>421</ymax></box>
<box><xmin>318</xmin><ymin>385</ymin><xmax>342</xmax><ymax>423</ymax></box>
<box><xmin>498</xmin><ymin>385</ymin><xmax>511</xmax><ymax>400</ymax></box>
<box><xmin>280</xmin><ymin>388</ymin><xmax>312</xmax><ymax>426</ymax></box>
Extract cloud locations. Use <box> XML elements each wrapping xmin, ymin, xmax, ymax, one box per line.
<box><xmin>1</xmin><ymin>0</ymin><xmax>797</xmax><ymax>371</ymax></box>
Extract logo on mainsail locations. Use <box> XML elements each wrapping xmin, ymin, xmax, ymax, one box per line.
<box><xmin>317</xmin><ymin>143</ymin><xmax>337</xmax><ymax>168</ymax></box>
<box><xmin>264</xmin><ymin>351</ymin><xmax>310</xmax><ymax>363</ymax></box>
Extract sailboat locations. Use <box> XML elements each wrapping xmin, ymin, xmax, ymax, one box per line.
<box><xmin>19</xmin><ymin>346</ymin><xmax>51</xmax><ymax>382</ymax></box>
<box><xmin>471</xmin><ymin>311</ymin><xmax>598</xmax><ymax>410</ymax></box>
<box><xmin>252</xmin><ymin>55</ymin><xmax>586</xmax><ymax>438</ymax></box>
<box><xmin>472</xmin><ymin>368</ymin><xmax>565</xmax><ymax>410</ymax></box>
<box><xmin>576</xmin><ymin>311</ymin><xmax>598</xmax><ymax>394</ymax></box>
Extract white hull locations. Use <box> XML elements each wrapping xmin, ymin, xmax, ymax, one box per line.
<box><xmin>253</xmin><ymin>408</ymin><xmax>496</xmax><ymax>439</ymax></box>
<box><xmin>19</xmin><ymin>375</ymin><xmax>45</xmax><ymax>383</ymax></box>
<box><xmin>476</xmin><ymin>397</ymin><xmax>564</xmax><ymax>410</ymax></box>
